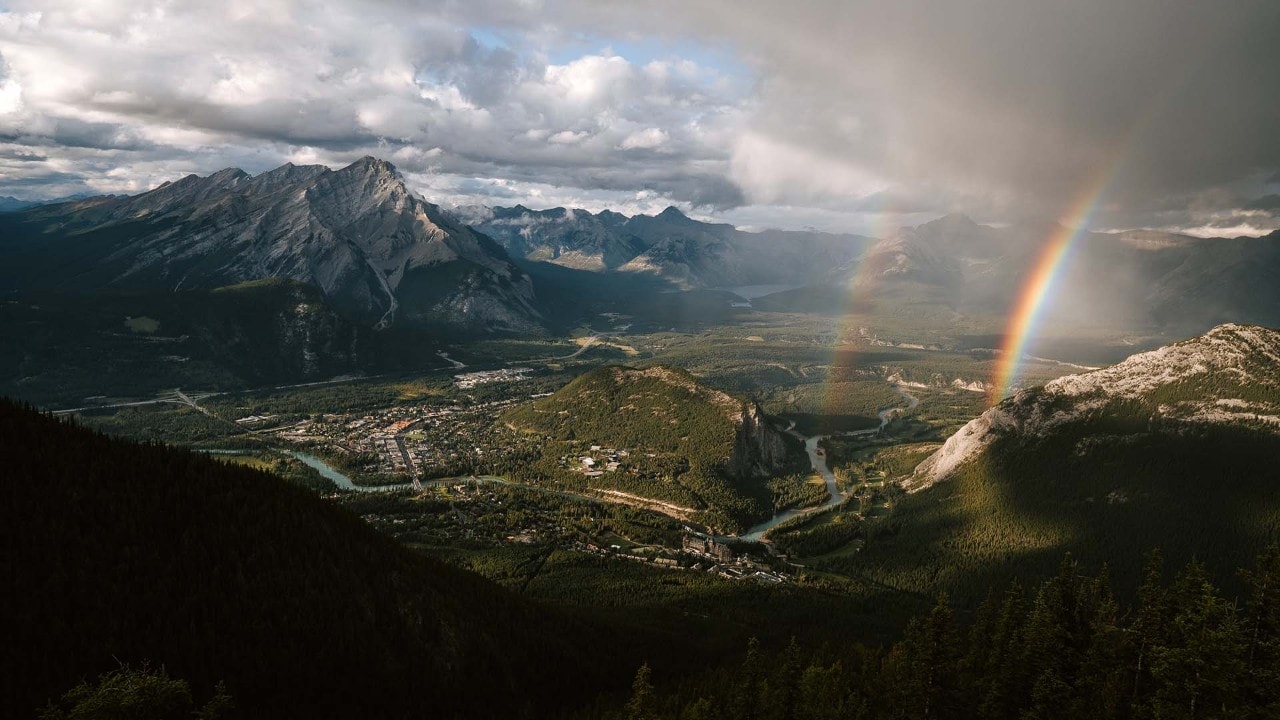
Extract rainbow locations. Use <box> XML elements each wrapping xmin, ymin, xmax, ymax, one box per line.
<box><xmin>819</xmin><ymin>202</ymin><xmax>905</xmax><ymax>419</ymax></box>
<box><xmin>989</xmin><ymin>179</ymin><xmax>1112</xmax><ymax>404</ymax></box>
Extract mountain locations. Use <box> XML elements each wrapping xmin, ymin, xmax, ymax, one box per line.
<box><xmin>0</xmin><ymin>158</ymin><xmax>540</xmax><ymax>333</ymax></box>
<box><xmin>758</xmin><ymin>215</ymin><xmax>1280</xmax><ymax>336</ymax></box>
<box><xmin>849</xmin><ymin>324</ymin><xmax>1280</xmax><ymax>602</ymax></box>
<box><xmin>0</xmin><ymin>279</ymin><xmax>376</xmax><ymax>406</ymax></box>
<box><xmin>459</xmin><ymin>204</ymin><xmax>870</xmax><ymax>289</ymax></box>
<box><xmin>0</xmin><ymin>396</ymin><xmax>621</xmax><ymax>719</ymax></box>
<box><xmin>911</xmin><ymin>323</ymin><xmax>1280</xmax><ymax>487</ymax></box>
<box><xmin>503</xmin><ymin>365</ymin><xmax>811</xmax><ymax>532</ymax></box>
<box><xmin>0</xmin><ymin>195</ymin><xmax>35</xmax><ymax>212</ymax></box>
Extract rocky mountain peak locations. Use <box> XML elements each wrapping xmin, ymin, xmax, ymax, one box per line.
<box><xmin>346</xmin><ymin>155</ymin><xmax>400</xmax><ymax>178</ymax></box>
<box><xmin>0</xmin><ymin>156</ymin><xmax>541</xmax><ymax>334</ymax></box>
<box><xmin>657</xmin><ymin>206</ymin><xmax>692</xmax><ymax>222</ymax></box>
<box><xmin>921</xmin><ymin>212</ymin><xmax>980</xmax><ymax>232</ymax></box>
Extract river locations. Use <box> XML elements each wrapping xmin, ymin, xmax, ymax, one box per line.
<box><xmin>282</xmin><ymin>384</ymin><xmax>920</xmax><ymax>538</ymax></box>
<box><xmin>736</xmin><ymin>384</ymin><xmax>919</xmax><ymax>541</ymax></box>
<box><xmin>287</xmin><ymin>451</ymin><xmax>415</xmax><ymax>492</ymax></box>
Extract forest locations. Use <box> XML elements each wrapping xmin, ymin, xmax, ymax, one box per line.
<box><xmin>601</xmin><ymin>550</ymin><xmax>1280</xmax><ymax>720</ymax></box>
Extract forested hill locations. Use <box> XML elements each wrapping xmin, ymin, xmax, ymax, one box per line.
<box><xmin>503</xmin><ymin>365</ymin><xmax>809</xmax><ymax>532</ymax></box>
<box><xmin>0</xmin><ymin>398</ymin><xmax>618</xmax><ymax>719</ymax></box>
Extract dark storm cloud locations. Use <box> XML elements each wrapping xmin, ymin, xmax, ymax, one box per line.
<box><xmin>1243</xmin><ymin>196</ymin><xmax>1280</xmax><ymax>213</ymax></box>
<box><xmin>559</xmin><ymin>0</ymin><xmax>1280</xmax><ymax>222</ymax></box>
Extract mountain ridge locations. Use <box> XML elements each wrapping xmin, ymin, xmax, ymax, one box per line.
<box><xmin>911</xmin><ymin>323</ymin><xmax>1280</xmax><ymax>490</ymax></box>
<box><xmin>0</xmin><ymin>157</ymin><xmax>541</xmax><ymax>334</ymax></box>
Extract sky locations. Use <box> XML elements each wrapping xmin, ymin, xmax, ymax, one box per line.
<box><xmin>0</xmin><ymin>0</ymin><xmax>1278</xmax><ymax>237</ymax></box>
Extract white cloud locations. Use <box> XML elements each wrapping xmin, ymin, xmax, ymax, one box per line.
<box><xmin>729</xmin><ymin>131</ymin><xmax>887</xmax><ymax>206</ymax></box>
<box><xmin>619</xmin><ymin>127</ymin><xmax>667</xmax><ymax>150</ymax></box>
<box><xmin>548</xmin><ymin>130</ymin><xmax>589</xmax><ymax>145</ymax></box>
<box><xmin>0</xmin><ymin>2</ymin><xmax>749</xmax><ymax>209</ymax></box>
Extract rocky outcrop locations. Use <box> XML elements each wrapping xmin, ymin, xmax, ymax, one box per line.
<box><xmin>728</xmin><ymin>402</ymin><xmax>799</xmax><ymax>478</ymax></box>
<box><xmin>908</xmin><ymin>323</ymin><xmax>1280</xmax><ymax>492</ymax></box>
<box><xmin>191</xmin><ymin>279</ymin><xmax>367</xmax><ymax>382</ymax></box>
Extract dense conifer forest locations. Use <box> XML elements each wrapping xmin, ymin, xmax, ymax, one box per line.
<box><xmin>0</xmin><ymin>398</ymin><xmax>624</xmax><ymax>719</ymax></box>
<box><xmin>608</xmin><ymin>551</ymin><xmax>1280</xmax><ymax>720</ymax></box>
<box><xmin>8</xmin><ymin>394</ymin><xmax>1280</xmax><ymax>719</ymax></box>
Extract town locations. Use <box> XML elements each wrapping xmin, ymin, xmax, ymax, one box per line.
<box><xmin>255</xmin><ymin>396</ymin><xmax>542</xmax><ymax>483</ymax></box>
<box><xmin>341</xmin><ymin>479</ymin><xmax>793</xmax><ymax>585</ymax></box>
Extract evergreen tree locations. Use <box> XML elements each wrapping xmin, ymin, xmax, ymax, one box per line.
<box><xmin>1148</xmin><ymin>562</ymin><xmax>1245</xmax><ymax>720</ymax></box>
<box><xmin>1240</xmin><ymin>546</ymin><xmax>1280</xmax><ymax>718</ymax></box>
<box><xmin>735</xmin><ymin>638</ymin><xmax>765</xmax><ymax>720</ymax></box>
<box><xmin>883</xmin><ymin>596</ymin><xmax>962</xmax><ymax>719</ymax></box>
<box><xmin>979</xmin><ymin>580</ymin><xmax>1029</xmax><ymax>720</ymax></box>
<box><xmin>627</xmin><ymin>663</ymin><xmax>657</xmax><ymax>720</ymax></box>
<box><xmin>1127</xmin><ymin>549</ymin><xmax>1168</xmax><ymax>714</ymax></box>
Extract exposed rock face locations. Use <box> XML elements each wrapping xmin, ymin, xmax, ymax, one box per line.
<box><xmin>909</xmin><ymin>323</ymin><xmax>1280</xmax><ymax>491</ymax></box>
<box><xmin>729</xmin><ymin>402</ymin><xmax>795</xmax><ymax>478</ymax></box>
<box><xmin>0</xmin><ymin>158</ymin><xmax>541</xmax><ymax>333</ymax></box>
<box><xmin>191</xmin><ymin>279</ymin><xmax>367</xmax><ymax>382</ymax></box>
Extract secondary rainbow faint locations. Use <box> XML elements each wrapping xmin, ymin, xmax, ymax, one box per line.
<box><xmin>989</xmin><ymin>179</ymin><xmax>1111</xmax><ymax>404</ymax></box>
<box><xmin>819</xmin><ymin>200</ymin><xmax>902</xmax><ymax>418</ymax></box>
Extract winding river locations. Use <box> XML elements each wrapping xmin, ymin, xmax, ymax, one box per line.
<box><xmin>737</xmin><ymin>384</ymin><xmax>919</xmax><ymax>541</ymax></box>
<box><xmin>279</xmin><ymin>384</ymin><xmax>921</xmax><ymax>541</ymax></box>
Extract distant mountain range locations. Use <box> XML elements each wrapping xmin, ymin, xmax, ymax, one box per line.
<box><xmin>5</xmin><ymin>157</ymin><xmax>1280</xmax><ymax>342</ymax></box>
<box><xmin>457</xmin><ymin>203</ymin><xmax>871</xmax><ymax>289</ymax></box>
<box><xmin>760</xmin><ymin>213</ymin><xmax>1280</xmax><ymax>335</ymax></box>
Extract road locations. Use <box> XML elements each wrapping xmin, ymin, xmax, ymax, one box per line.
<box><xmin>393</xmin><ymin>436</ymin><xmax>423</xmax><ymax>491</ymax></box>
<box><xmin>509</xmin><ymin>332</ymin><xmax>608</xmax><ymax>365</ymax></box>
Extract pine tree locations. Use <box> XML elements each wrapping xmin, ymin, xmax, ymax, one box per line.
<box><xmin>1072</xmin><ymin>568</ymin><xmax>1128</xmax><ymax>719</ymax></box>
<box><xmin>627</xmin><ymin>663</ymin><xmax>657</xmax><ymax>720</ymax></box>
<box><xmin>735</xmin><ymin>638</ymin><xmax>765</xmax><ymax>720</ymax></box>
<box><xmin>979</xmin><ymin>580</ymin><xmax>1028</xmax><ymax>720</ymax></box>
<box><xmin>1127</xmin><ymin>549</ymin><xmax>1167</xmax><ymax>714</ymax></box>
<box><xmin>1149</xmin><ymin>562</ymin><xmax>1245</xmax><ymax>720</ymax></box>
<box><xmin>884</xmin><ymin>596</ymin><xmax>962</xmax><ymax>719</ymax></box>
<box><xmin>767</xmin><ymin>637</ymin><xmax>804</xmax><ymax>720</ymax></box>
<box><xmin>1240</xmin><ymin>545</ymin><xmax>1280</xmax><ymax>718</ymax></box>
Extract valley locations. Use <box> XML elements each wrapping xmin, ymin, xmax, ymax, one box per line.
<box><xmin>57</xmin><ymin>300</ymin><xmax>1125</xmax><ymax>583</ymax></box>
<box><xmin>8</xmin><ymin>161</ymin><xmax>1280</xmax><ymax>719</ymax></box>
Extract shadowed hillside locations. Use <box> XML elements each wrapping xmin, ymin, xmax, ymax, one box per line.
<box><xmin>0</xmin><ymin>398</ymin><xmax>620</xmax><ymax>719</ymax></box>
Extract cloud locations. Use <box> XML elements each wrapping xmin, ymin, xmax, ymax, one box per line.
<box><xmin>0</xmin><ymin>1</ymin><xmax>748</xmax><ymax>207</ymax></box>
<box><xmin>554</xmin><ymin>0</ymin><xmax>1280</xmax><ymax>227</ymax></box>
<box><xmin>619</xmin><ymin>127</ymin><xmax>667</xmax><ymax>150</ymax></box>
<box><xmin>0</xmin><ymin>0</ymin><xmax>1276</xmax><ymax>237</ymax></box>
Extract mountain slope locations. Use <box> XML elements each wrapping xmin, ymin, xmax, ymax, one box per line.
<box><xmin>0</xmin><ymin>279</ymin><xmax>382</xmax><ymax>406</ymax></box>
<box><xmin>503</xmin><ymin>365</ymin><xmax>810</xmax><ymax>531</ymax></box>
<box><xmin>912</xmin><ymin>323</ymin><xmax>1280</xmax><ymax>487</ymax></box>
<box><xmin>0</xmin><ymin>158</ymin><xmax>540</xmax><ymax>333</ymax></box>
<box><xmin>0</xmin><ymin>397</ymin><xmax>614</xmax><ymax>719</ymax></box>
<box><xmin>843</xmin><ymin>324</ymin><xmax>1280</xmax><ymax>602</ymax></box>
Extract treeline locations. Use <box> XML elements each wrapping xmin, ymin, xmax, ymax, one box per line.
<box><xmin>609</xmin><ymin>550</ymin><xmax>1280</xmax><ymax>719</ymax></box>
